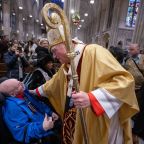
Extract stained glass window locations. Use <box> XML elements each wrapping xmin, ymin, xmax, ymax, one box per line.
<box><xmin>126</xmin><ymin>0</ymin><xmax>140</xmax><ymax>27</ymax></box>
<box><xmin>43</xmin><ymin>0</ymin><xmax>64</xmax><ymax>8</ymax></box>
<box><xmin>51</xmin><ymin>0</ymin><xmax>64</xmax><ymax>8</ymax></box>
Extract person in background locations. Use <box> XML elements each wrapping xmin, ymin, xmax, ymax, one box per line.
<box><xmin>24</xmin><ymin>40</ymin><xmax>34</xmax><ymax>60</ymax></box>
<box><xmin>0</xmin><ymin>78</ymin><xmax>61</xmax><ymax>144</ymax></box>
<box><xmin>31</xmin><ymin>38</ymin><xmax>40</xmax><ymax>52</ymax></box>
<box><xmin>35</xmin><ymin>38</ymin><xmax>50</xmax><ymax>56</ymax></box>
<box><xmin>27</xmin><ymin>38</ymin><xmax>50</xmax><ymax>68</ymax></box>
<box><xmin>117</xmin><ymin>41</ymin><xmax>123</xmax><ymax>49</ymax></box>
<box><xmin>3</xmin><ymin>42</ymin><xmax>29</xmax><ymax>80</ymax></box>
<box><xmin>12</xmin><ymin>39</ymin><xmax>18</xmax><ymax>44</ymax></box>
<box><xmin>28</xmin><ymin>39</ymin><xmax>40</xmax><ymax>67</ymax></box>
<box><xmin>27</xmin><ymin>38</ymin><xmax>49</xmax><ymax>67</ymax></box>
<box><xmin>125</xmin><ymin>44</ymin><xmax>144</xmax><ymax>90</ymax></box>
<box><xmin>124</xmin><ymin>43</ymin><xmax>144</xmax><ymax>144</ymax></box>
<box><xmin>29</xmin><ymin>53</ymin><xmax>55</xmax><ymax>90</ymax></box>
<box><xmin>109</xmin><ymin>46</ymin><xmax>125</xmax><ymax>64</ymax></box>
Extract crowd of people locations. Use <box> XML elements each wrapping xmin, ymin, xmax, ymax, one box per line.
<box><xmin>109</xmin><ymin>43</ymin><xmax>144</xmax><ymax>144</ymax></box>
<box><xmin>0</xmin><ymin>36</ymin><xmax>62</xmax><ymax>144</ymax></box>
<box><xmin>0</xmin><ymin>31</ymin><xmax>143</xmax><ymax>144</ymax></box>
<box><xmin>0</xmin><ymin>36</ymin><xmax>59</xmax><ymax>83</ymax></box>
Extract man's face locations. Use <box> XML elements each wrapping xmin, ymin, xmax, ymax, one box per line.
<box><xmin>40</xmin><ymin>40</ymin><xmax>49</xmax><ymax>48</ymax></box>
<box><xmin>0</xmin><ymin>79</ymin><xmax>24</xmax><ymax>96</ymax></box>
<box><xmin>11</xmin><ymin>43</ymin><xmax>18</xmax><ymax>52</ymax></box>
<box><xmin>128</xmin><ymin>46</ymin><xmax>140</xmax><ymax>56</ymax></box>
<box><xmin>13</xmin><ymin>40</ymin><xmax>18</xmax><ymax>44</ymax></box>
<box><xmin>51</xmin><ymin>43</ymin><xmax>69</xmax><ymax>64</ymax></box>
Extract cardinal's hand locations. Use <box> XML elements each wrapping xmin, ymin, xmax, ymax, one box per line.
<box><xmin>72</xmin><ymin>91</ymin><xmax>90</xmax><ymax>108</ymax></box>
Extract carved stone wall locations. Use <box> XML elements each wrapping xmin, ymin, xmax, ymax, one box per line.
<box><xmin>77</xmin><ymin>0</ymin><xmax>136</xmax><ymax>49</ymax></box>
<box><xmin>1</xmin><ymin>0</ymin><xmax>43</xmax><ymax>40</ymax></box>
<box><xmin>117</xmin><ymin>28</ymin><xmax>134</xmax><ymax>48</ymax></box>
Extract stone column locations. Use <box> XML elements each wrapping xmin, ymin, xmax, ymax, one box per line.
<box><xmin>27</xmin><ymin>17</ymin><xmax>34</xmax><ymax>40</ymax></box>
<box><xmin>3</xmin><ymin>0</ymin><xmax>11</xmax><ymax>38</ymax></box>
<box><xmin>64</xmin><ymin>0</ymin><xmax>80</xmax><ymax>38</ymax></box>
<box><xmin>34</xmin><ymin>22</ymin><xmax>41</xmax><ymax>39</ymax></box>
<box><xmin>17</xmin><ymin>11</ymin><xmax>23</xmax><ymax>40</ymax></box>
<box><xmin>109</xmin><ymin>0</ymin><xmax>121</xmax><ymax>46</ymax></box>
<box><xmin>132</xmin><ymin>0</ymin><xmax>144</xmax><ymax>49</ymax></box>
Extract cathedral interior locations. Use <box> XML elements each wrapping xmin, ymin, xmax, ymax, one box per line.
<box><xmin>0</xmin><ymin>0</ymin><xmax>143</xmax><ymax>49</ymax></box>
<box><xmin>0</xmin><ymin>0</ymin><xmax>144</xmax><ymax>144</ymax></box>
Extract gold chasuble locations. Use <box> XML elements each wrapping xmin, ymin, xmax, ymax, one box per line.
<box><xmin>43</xmin><ymin>44</ymin><xmax>139</xmax><ymax>144</ymax></box>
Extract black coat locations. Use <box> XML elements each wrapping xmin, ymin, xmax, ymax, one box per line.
<box><xmin>28</xmin><ymin>68</ymin><xmax>55</xmax><ymax>90</ymax></box>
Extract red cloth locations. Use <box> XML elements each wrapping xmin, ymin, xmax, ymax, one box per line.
<box><xmin>88</xmin><ymin>92</ymin><xmax>105</xmax><ymax>116</ymax></box>
<box><xmin>16</xmin><ymin>93</ymin><xmax>24</xmax><ymax>100</ymax></box>
<box><xmin>36</xmin><ymin>88</ymin><xmax>41</xmax><ymax>97</ymax></box>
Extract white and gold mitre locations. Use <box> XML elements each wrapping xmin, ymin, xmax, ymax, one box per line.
<box><xmin>47</xmin><ymin>12</ymin><xmax>65</xmax><ymax>48</ymax></box>
<box><xmin>47</xmin><ymin>25</ymin><xmax>65</xmax><ymax>48</ymax></box>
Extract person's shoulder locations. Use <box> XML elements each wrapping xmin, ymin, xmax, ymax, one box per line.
<box><xmin>35</xmin><ymin>46</ymin><xmax>41</xmax><ymax>53</ymax></box>
<box><xmin>85</xmin><ymin>44</ymin><xmax>107</xmax><ymax>52</ymax></box>
<box><xmin>3</xmin><ymin>97</ymin><xmax>18</xmax><ymax>110</ymax></box>
<box><xmin>84</xmin><ymin>44</ymin><xmax>110</xmax><ymax>56</ymax></box>
<box><xmin>5</xmin><ymin>97</ymin><xmax>23</xmax><ymax>105</ymax></box>
<box><xmin>4</xmin><ymin>51</ymin><xmax>10</xmax><ymax>56</ymax></box>
<box><xmin>32</xmin><ymin>69</ymin><xmax>44</xmax><ymax>79</ymax></box>
<box><xmin>4</xmin><ymin>50</ymin><xmax>14</xmax><ymax>56</ymax></box>
<box><xmin>33</xmin><ymin>68</ymin><xmax>44</xmax><ymax>75</ymax></box>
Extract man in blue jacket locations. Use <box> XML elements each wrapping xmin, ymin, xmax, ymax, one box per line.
<box><xmin>0</xmin><ymin>78</ymin><xmax>61</xmax><ymax>144</ymax></box>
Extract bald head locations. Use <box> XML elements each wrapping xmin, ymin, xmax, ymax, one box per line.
<box><xmin>0</xmin><ymin>79</ymin><xmax>24</xmax><ymax>96</ymax></box>
<box><xmin>128</xmin><ymin>43</ymin><xmax>140</xmax><ymax>56</ymax></box>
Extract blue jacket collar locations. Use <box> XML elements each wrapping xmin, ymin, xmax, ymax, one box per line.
<box><xmin>6</xmin><ymin>96</ymin><xmax>25</xmax><ymax>105</ymax></box>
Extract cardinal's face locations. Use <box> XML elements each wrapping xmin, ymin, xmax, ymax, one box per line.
<box><xmin>51</xmin><ymin>43</ymin><xmax>70</xmax><ymax>64</ymax></box>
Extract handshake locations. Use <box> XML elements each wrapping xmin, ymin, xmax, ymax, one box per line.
<box><xmin>43</xmin><ymin>112</ymin><xmax>59</xmax><ymax>131</ymax></box>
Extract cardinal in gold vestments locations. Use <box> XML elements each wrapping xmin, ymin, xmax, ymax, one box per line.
<box><xmin>34</xmin><ymin>25</ymin><xmax>139</xmax><ymax>144</ymax></box>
